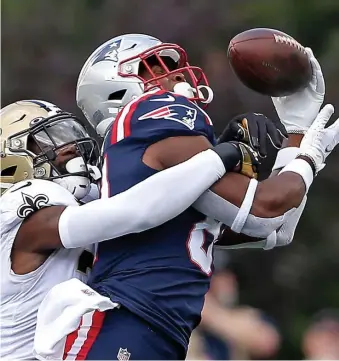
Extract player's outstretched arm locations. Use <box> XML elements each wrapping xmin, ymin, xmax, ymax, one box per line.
<box><xmin>145</xmin><ymin>134</ymin><xmax>307</xmax><ymax>241</ymax></box>
<box><xmin>13</xmin><ymin>144</ymin><xmax>243</xmax><ymax>251</ymax></box>
<box><xmin>220</xmin><ymin>134</ymin><xmax>309</xmax><ymax>250</ymax></box>
<box><xmin>144</xmin><ymin>136</ymin><xmax>306</xmax><ymax>214</ymax></box>
<box><xmin>143</xmin><ymin>105</ymin><xmax>338</xmax><ymax>239</ymax></box>
<box><xmin>242</xmin><ymin>48</ymin><xmax>324</xmax><ymax>247</ymax></box>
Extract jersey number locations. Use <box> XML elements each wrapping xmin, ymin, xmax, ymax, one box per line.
<box><xmin>187</xmin><ymin>222</ymin><xmax>217</xmax><ymax>276</ymax></box>
<box><xmin>101</xmin><ymin>156</ymin><xmax>216</xmax><ymax>276</ymax></box>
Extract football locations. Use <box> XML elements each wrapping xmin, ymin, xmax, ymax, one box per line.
<box><xmin>227</xmin><ymin>28</ymin><xmax>312</xmax><ymax>97</ymax></box>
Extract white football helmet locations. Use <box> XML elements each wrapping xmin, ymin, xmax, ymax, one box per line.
<box><xmin>76</xmin><ymin>33</ymin><xmax>213</xmax><ymax>137</ymax></box>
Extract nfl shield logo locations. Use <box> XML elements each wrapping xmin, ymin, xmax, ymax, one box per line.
<box><xmin>117</xmin><ymin>347</ymin><xmax>131</xmax><ymax>361</ymax></box>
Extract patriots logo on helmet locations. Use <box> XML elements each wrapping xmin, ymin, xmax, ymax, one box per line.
<box><xmin>93</xmin><ymin>39</ymin><xmax>122</xmax><ymax>65</ymax></box>
<box><xmin>138</xmin><ymin>104</ymin><xmax>197</xmax><ymax>130</ymax></box>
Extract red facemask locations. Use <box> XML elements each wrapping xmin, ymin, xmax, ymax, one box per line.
<box><xmin>118</xmin><ymin>43</ymin><xmax>213</xmax><ymax>107</ymax></box>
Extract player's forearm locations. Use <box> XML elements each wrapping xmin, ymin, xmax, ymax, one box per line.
<box><xmin>241</xmin><ymin>133</ymin><xmax>310</xmax><ymax>218</ymax></box>
<box><xmin>263</xmin><ymin>134</ymin><xmax>306</xmax><ymax>247</ymax></box>
<box><xmin>214</xmin><ymin>156</ymin><xmax>312</xmax><ymax>218</ymax></box>
<box><xmin>254</xmin><ymin>169</ymin><xmax>306</xmax><ymax>217</ymax></box>
<box><xmin>152</xmin><ymin>133</ymin><xmax>309</xmax><ymax>238</ymax></box>
<box><xmin>193</xmin><ymin>156</ymin><xmax>312</xmax><ymax>241</ymax></box>
<box><xmin>59</xmin><ymin>149</ymin><xmax>226</xmax><ymax>248</ymax></box>
<box><xmin>213</xmin><ymin>136</ymin><xmax>308</xmax><ymax>248</ymax></box>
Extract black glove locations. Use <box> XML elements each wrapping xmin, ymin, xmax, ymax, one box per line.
<box><xmin>212</xmin><ymin>141</ymin><xmax>260</xmax><ymax>179</ymax></box>
<box><xmin>217</xmin><ymin>113</ymin><xmax>288</xmax><ymax>158</ymax></box>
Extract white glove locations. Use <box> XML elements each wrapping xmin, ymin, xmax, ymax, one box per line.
<box><xmin>275</xmin><ymin>196</ymin><xmax>307</xmax><ymax>247</ymax></box>
<box><xmin>263</xmin><ymin>196</ymin><xmax>307</xmax><ymax>250</ymax></box>
<box><xmin>299</xmin><ymin>104</ymin><xmax>339</xmax><ymax>173</ymax></box>
<box><xmin>272</xmin><ymin>48</ymin><xmax>325</xmax><ymax>134</ymax></box>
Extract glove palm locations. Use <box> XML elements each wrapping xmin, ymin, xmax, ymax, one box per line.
<box><xmin>272</xmin><ymin>48</ymin><xmax>325</xmax><ymax>134</ymax></box>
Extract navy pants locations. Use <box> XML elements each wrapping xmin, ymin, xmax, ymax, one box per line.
<box><xmin>63</xmin><ymin>306</ymin><xmax>185</xmax><ymax>360</ymax></box>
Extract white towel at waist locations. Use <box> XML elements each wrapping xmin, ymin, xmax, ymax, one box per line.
<box><xmin>33</xmin><ymin>278</ymin><xmax>119</xmax><ymax>360</ymax></box>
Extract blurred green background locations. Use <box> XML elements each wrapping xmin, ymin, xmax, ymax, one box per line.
<box><xmin>2</xmin><ymin>0</ymin><xmax>339</xmax><ymax>359</ymax></box>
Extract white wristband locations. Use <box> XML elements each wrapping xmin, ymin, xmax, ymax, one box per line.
<box><xmin>279</xmin><ymin>158</ymin><xmax>314</xmax><ymax>192</ymax></box>
<box><xmin>272</xmin><ymin>147</ymin><xmax>299</xmax><ymax>171</ymax></box>
<box><xmin>231</xmin><ymin>179</ymin><xmax>258</xmax><ymax>233</ymax></box>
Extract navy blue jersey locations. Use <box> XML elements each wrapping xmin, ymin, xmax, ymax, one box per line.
<box><xmin>88</xmin><ymin>90</ymin><xmax>220</xmax><ymax>351</ymax></box>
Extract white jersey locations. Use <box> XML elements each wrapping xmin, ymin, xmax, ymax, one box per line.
<box><xmin>0</xmin><ymin>179</ymin><xmax>95</xmax><ymax>360</ymax></box>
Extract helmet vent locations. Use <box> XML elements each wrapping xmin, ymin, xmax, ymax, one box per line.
<box><xmin>108</xmin><ymin>89</ymin><xmax>127</xmax><ymax>100</ymax></box>
<box><xmin>1</xmin><ymin>165</ymin><xmax>17</xmax><ymax>176</ymax></box>
<box><xmin>124</xmin><ymin>43</ymin><xmax>137</xmax><ymax>51</ymax></box>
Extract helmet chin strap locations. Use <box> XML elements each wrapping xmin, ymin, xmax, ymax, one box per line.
<box><xmin>52</xmin><ymin>157</ymin><xmax>93</xmax><ymax>200</ymax></box>
<box><xmin>173</xmin><ymin>82</ymin><xmax>214</xmax><ymax>104</ymax></box>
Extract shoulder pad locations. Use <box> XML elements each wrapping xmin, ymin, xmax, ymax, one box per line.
<box><xmin>0</xmin><ymin>180</ymin><xmax>78</xmax><ymax>231</ymax></box>
<box><xmin>107</xmin><ymin>90</ymin><xmax>215</xmax><ymax>146</ymax></box>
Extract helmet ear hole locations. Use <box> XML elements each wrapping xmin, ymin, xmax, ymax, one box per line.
<box><xmin>1</xmin><ymin>165</ymin><xmax>17</xmax><ymax>176</ymax></box>
<box><xmin>108</xmin><ymin>89</ymin><xmax>127</xmax><ymax>101</ymax></box>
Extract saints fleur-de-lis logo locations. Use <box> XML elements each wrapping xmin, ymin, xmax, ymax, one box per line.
<box><xmin>17</xmin><ymin>193</ymin><xmax>49</xmax><ymax>218</ymax></box>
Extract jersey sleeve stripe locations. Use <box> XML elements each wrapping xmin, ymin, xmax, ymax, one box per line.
<box><xmin>110</xmin><ymin>90</ymin><xmax>166</xmax><ymax>144</ymax></box>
